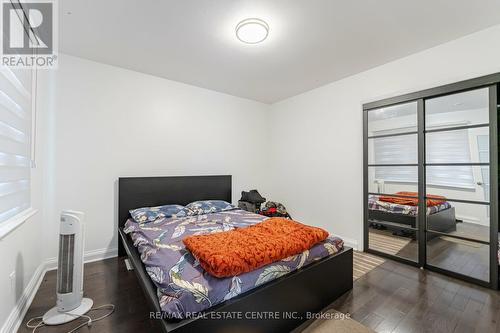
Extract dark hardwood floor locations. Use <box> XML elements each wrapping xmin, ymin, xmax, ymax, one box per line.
<box><xmin>18</xmin><ymin>258</ymin><xmax>163</xmax><ymax>333</ymax></box>
<box><xmin>19</xmin><ymin>256</ymin><xmax>500</xmax><ymax>333</ymax></box>
<box><xmin>332</xmin><ymin>259</ymin><xmax>500</xmax><ymax>333</ymax></box>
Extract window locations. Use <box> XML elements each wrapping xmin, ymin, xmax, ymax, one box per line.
<box><xmin>477</xmin><ymin>135</ymin><xmax>490</xmax><ymax>205</ymax></box>
<box><xmin>373</xmin><ymin>128</ymin><xmax>474</xmax><ymax>188</ymax></box>
<box><xmin>0</xmin><ymin>66</ymin><xmax>33</xmax><ymax>223</ymax></box>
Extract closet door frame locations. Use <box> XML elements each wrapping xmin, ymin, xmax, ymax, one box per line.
<box><xmin>363</xmin><ymin>73</ymin><xmax>499</xmax><ymax>289</ymax></box>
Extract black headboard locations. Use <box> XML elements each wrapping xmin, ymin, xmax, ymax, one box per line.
<box><xmin>118</xmin><ymin>175</ymin><xmax>232</xmax><ymax>229</ymax></box>
<box><xmin>118</xmin><ymin>175</ymin><xmax>231</xmax><ymax>256</ymax></box>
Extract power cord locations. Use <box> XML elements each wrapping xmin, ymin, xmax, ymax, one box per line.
<box><xmin>26</xmin><ymin>304</ymin><xmax>115</xmax><ymax>333</ymax></box>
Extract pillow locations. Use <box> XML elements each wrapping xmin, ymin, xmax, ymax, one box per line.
<box><xmin>129</xmin><ymin>204</ymin><xmax>185</xmax><ymax>223</ymax></box>
<box><xmin>208</xmin><ymin>200</ymin><xmax>237</xmax><ymax>211</ymax></box>
<box><xmin>185</xmin><ymin>200</ymin><xmax>236</xmax><ymax>215</ymax></box>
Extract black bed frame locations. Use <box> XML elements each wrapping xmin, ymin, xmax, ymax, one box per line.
<box><xmin>369</xmin><ymin>206</ymin><xmax>457</xmax><ymax>240</ymax></box>
<box><xmin>118</xmin><ymin>175</ymin><xmax>353</xmax><ymax>333</ymax></box>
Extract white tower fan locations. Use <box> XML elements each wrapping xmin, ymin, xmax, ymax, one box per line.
<box><xmin>43</xmin><ymin>210</ymin><xmax>93</xmax><ymax>325</ymax></box>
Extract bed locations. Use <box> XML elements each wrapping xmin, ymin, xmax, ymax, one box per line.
<box><xmin>118</xmin><ymin>175</ymin><xmax>353</xmax><ymax>333</ymax></box>
<box><xmin>368</xmin><ymin>194</ymin><xmax>457</xmax><ymax>239</ymax></box>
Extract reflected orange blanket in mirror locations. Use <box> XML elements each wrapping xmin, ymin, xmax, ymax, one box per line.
<box><xmin>182</xmin><ymin>217</ymin><xmax>329</xmax><ymax>278</ymax></box>
<box><xmin>378</xmin><ymin>191</ymin><xmax>446</xmax><ymax>207</ymax></box>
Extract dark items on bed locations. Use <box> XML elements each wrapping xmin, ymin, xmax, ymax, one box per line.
<box><xmin>118</xmin><ymin>175</ymin><xmax>353</xmax><ymax>333</ymax></box>
<box><xmin>260</xmin><ymin>201</ymin><xmax>291</xmax><ymax>219</ymax></box>
<box><xmin>239</xmin><ymin>200</ymin><xmax>292</xmax><ymax>219</ymax></box>
<box><xmin>238</xmin><ymin>200</ymin><xmax>259</xmax><ymax>213</ymax></box>
<box><xmin>241</xmin><ymin>189</ymin><xmax>266</xmax><ymax>205</ymax></box>
<box><xmin>238</xmin><ymin>190</ymin><xmax>292</xmax><ymax>218</ymax></box>
<box><xmin>238</xmin><ymin>189</ymin><xmax>266</xmax><ymax>212</ymax></box>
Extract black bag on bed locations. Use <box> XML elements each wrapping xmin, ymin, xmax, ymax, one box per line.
<box><xmin>241</xmin><ymin>190</ymin><xmax>266</xmax><ymax>204</ymax></box>
<box><xmin>238</xmin><ymin>190</ymin><xmax>266</xmax><ymax>213</ymax></box>
<box><xmin>238</xmin><ymin>200</ymin><xmax>259</xmax><ymax>213</ymax></box>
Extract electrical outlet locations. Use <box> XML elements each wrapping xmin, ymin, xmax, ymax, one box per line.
<box><xmin>9</xmin><ymin>271</ymin><xmax>15</xmax><ymax>291</ymax></box>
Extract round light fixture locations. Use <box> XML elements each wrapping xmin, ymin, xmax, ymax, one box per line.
<box><xmin>235</xmin><ymin>18</ymin><xmax>269</xmax><ymax>44</ymax></box>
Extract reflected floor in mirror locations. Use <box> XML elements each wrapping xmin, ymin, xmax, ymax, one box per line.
<box><xmin>441</xmin><ymin>221</ymin><xmax>489</xmax><ymax>243</ymax></box>
<box><xmin>368</xmin><ymin>221</ymin><xmax>489</xmax><ymax>282</ymax></box>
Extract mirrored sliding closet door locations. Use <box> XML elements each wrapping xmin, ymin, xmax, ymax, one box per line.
<box><xmin>424</xmin><ymin>88</ymin><xmax>493</xmax><ymax>283</ymax></box>
<box><xmin>364</xmin><ymin>77</ymin><xmax>498</xmax><ymax>289</ymax></box>
<box><xmin>366</xmin><ymin>101</ymin><xmax>420</xmax><ymax>263</ymax></box>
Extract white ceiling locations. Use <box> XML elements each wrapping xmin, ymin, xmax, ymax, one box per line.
<box><xmin>60</xmin><ymin>1</ymin><xmax>500</xmax><ymax>104</ymax></box>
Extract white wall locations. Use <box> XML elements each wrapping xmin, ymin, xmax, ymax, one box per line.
<box><xmin>0</xmin><ymin>214</ymin><xmax>45</xmax><ymax>331</ymax></box>
<box><xmin>40</xmin><ymin>54</ymin><xmax>271</xmax><ymax>260</ymax></box>
<box><xmin>267</xmin><ymin>24</ymin><xmax>500</xmax><ymax>249</ymax></box>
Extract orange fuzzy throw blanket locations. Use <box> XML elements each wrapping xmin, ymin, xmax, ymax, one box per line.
<box><xmin>182</xmin><ymin>217</ymin><xmax>329</xmax><ymax>278</ymax></box>
<box><xmin>379</xmin><ymin>191</ymin><xmax>446</xmax><ymax>207</ymax></box>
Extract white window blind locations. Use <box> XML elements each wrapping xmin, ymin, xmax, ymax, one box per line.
<box><xmin>0</xmin><ymin>66</ymin><xmax>32</xmax><ymax>223</ymax></box>
<box><xmin>477</xmin><ymin>135</ymin><xmax>489</xmax><ymax>202</ymax></box>
<box><xmin>374</xmin><ymin>129</ymin><xmax>474</xmax><ymax>189</ymax></box>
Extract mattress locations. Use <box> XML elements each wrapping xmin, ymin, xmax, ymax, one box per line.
<box><xmin>368</xmin><ymin>195</ymin><xmax>451</xmax><ymax>216</ymax></box>
<box><xmin>124</xmin><ymin>209</ymin><xmax>344</xmax><ymax>319</ymax></box>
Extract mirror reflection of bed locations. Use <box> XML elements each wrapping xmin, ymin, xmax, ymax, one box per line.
<box><xmin>368</xmin><ymin>193</ymin><xmax>490</xmax><ymax>281</ymax></box>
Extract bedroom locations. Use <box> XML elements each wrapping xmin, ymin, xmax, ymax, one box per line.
<box><xmin>1</xmin><ymin>0</ymin><xmax>500</xmax><ymax>332</ymax></box>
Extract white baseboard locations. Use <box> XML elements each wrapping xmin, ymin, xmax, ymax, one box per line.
<box><xmin>44</xmin><ymin>247</ymin><xmax>118</xmax><ymax>271</ymax></box>
<box><xmin>456</xmin><ymin>214</ymin><xmax>488</xmax><ymax>226</ymax></box>
<box><xmin>0</xmin><ymin>260</ymin><xmax>45</xmax><ymax>333</ymax></box>
<box><xmin>1</xmin><ymin>247</ymin><xmax>118</xmax><ymax>333</ymax></box>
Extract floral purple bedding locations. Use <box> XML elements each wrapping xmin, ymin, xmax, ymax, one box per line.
<box><xmin>368</xmin><ymin>195</ymin><xmax>451</xmax><ymax>217</ymax></box>
<box><xmin>124</xmin><ymin>209</ymin><xmax>344</xmax><ymax>319</ymax></box>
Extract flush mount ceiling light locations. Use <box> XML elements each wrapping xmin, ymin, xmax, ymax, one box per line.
<box><xmin>235</xmin><ymin>18</ymin><xmax>269</xmax><ymax>44</ymax></box>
